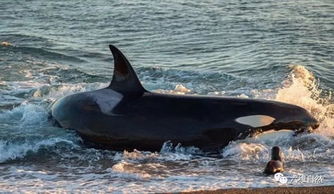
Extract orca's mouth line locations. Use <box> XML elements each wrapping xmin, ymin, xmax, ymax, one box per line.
<box><xmin>257</xmin><ymin>120</ymin><xmax>320</xmax><ymax>134</ymax></box>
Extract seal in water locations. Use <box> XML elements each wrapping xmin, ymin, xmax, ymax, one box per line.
<box><xmin>51</xmin><ymin>45</ymin><xmax>319</xmax><ymax>151</ymax></box>
<box><xmin>264</xmin><ymin>146</ymin><xmax>284</xmax><ymax>174</ymax></box>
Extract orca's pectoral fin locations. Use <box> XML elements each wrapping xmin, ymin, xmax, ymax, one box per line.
<box><xmin>293</xmin><ymin>127</ymin><xmax>313</xmax><ymax>136</ymax></box>
<box><xmin>236</xmin><ymin>128</ymin><xmax>264</xmax><ymax>139</ymax></box>
<box><xmin>108</xmin><ymin>45</ymin><xmax>146</xmax><ymax>94</ymax></box>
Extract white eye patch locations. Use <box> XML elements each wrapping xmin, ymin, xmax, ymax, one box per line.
<box><xmin>235</xmin><ymin>115</ymin><xmax>275</xmax><ymax>128</ymax></box>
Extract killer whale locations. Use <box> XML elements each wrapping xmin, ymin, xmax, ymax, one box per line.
<box><xmin>51</xmin><ymin>45</ymin><xmax>319</xmax><ymax>151</ymax></box>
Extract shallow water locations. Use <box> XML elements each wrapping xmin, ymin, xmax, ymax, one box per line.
<box><xmin>0</xmin><ymin>0</ymin><xmax>333</xmax><ymax>193</ymax></box>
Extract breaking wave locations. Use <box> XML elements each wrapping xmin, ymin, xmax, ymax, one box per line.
<box><xmin>221</xmin><ymin>65</ymin><xmax>333</xmax><ymax>165</ymax></box>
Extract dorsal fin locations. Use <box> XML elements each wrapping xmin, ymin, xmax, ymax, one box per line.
<box><xmin>108</xmin><ymin>45</ymin><xmax>146</xmax><ymax>94</ymax></box>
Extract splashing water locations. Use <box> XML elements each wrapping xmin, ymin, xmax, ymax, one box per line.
<box><xmin>276</xmin><ymin>65</ymin><xmax>334</xmax><ymax>137</ymax></box>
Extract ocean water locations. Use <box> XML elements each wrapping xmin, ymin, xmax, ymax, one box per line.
<box><xmin>0</xmin><ymin>0</ymin><xmax>333</xmax><ymax>192</ymax></box>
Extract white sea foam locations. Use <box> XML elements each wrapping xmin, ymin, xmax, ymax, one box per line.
<box><xmin>275</xmin><ymin>65</ymin><xmax>334</xmax><ymax>137</ymax></box>
<box><xmin>0</xmin><ymin>138</ymin><xmax>75</xmax><ymax>163</ymax></box>
<box><xmin>221</xmin><ymin>65</ymin><xmax>333</xmax><ymax>164</ymax></box>
<box><xmin>154</xmin><ymin>84</ymin><xmax>192</xmax><ymax>94</ymax></box>
<box><xmin>0</xmin><ymin>103</ymin><xmax>49</xmax><ymax>130</ymax></box>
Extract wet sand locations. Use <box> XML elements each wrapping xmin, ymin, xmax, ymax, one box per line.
<box><xmin>181</xmin><ymin>186</ymin><xmax>334</xmax><ymax>194</ymax></box>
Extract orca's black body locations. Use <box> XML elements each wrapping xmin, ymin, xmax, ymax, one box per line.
<box><xmin>51</xmin><ymin>45</ymin><xmax>319</xmax><ymax>151</ymax></box>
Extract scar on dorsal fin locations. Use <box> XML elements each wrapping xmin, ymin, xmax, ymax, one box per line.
<box><xmin>108</xmin><ymin>45</ymin><xmax>146</xmax><ymax>94</ymax></box>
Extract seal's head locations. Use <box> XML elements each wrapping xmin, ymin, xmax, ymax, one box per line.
<box><xmin>271</xmin><ymin>146</ymin><xmax>283</xmax><ymax>161</ymax></box>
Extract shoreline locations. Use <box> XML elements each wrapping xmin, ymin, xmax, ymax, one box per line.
<box><xmin>181</xmin><ymin>186</ymin><xmax>334</xmax><ymax>194</ymax></box>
